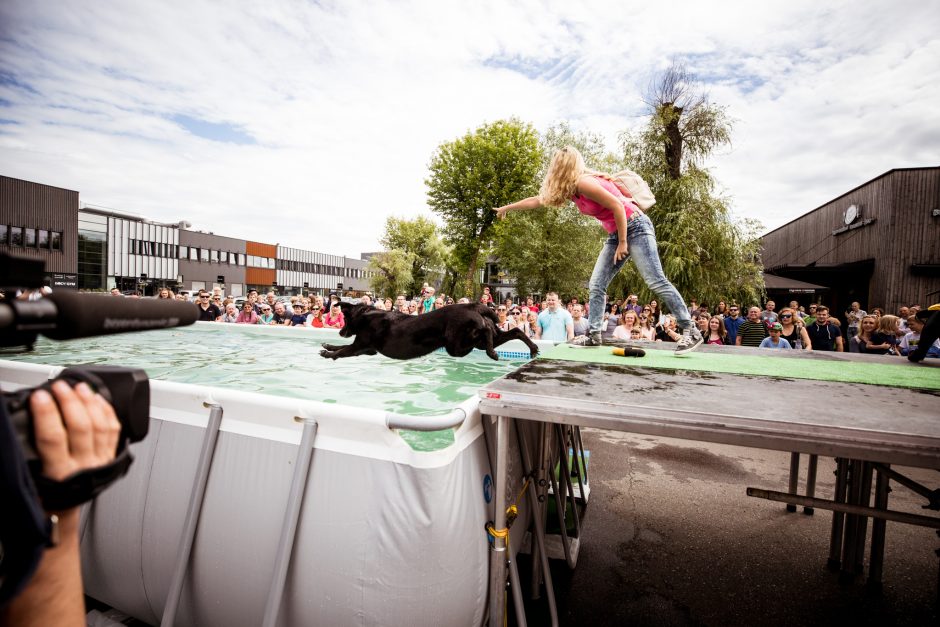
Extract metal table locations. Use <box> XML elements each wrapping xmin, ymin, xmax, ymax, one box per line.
<box><xmin>479</xmin><ymin>347</ymin><xmax>940</xmax><ymax>625</ymax></box>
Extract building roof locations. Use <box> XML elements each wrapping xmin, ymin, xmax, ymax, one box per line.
<box><xmin>761</xmin><ymin>166</ymin><xmax>940</xmax><ymax>239</ymax></box>
<box><xmin>762</xmin><ymin>272</ymin><xmax>829</xmax><ymax>293</ymax></box>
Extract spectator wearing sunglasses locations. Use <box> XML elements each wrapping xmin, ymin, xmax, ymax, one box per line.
<box><xmin>723</xmin><ymin>304</ymin><xmax>745</xmax><ymax>345</ymax></box>
<box><xmin>309</xmin><ymin>305</ymin><xmax>325</xmax><ymax>328</ymax></box>
<box><xmin>196</xmin><ymin>290</ymin><xmax>222</xmax><ymax>322</ymax></box>
<box><xmin>258</xmin><ymin>304</ymin><xmax>275</xmax><ymax>325</ymax></box>
<box><xmin>496</xmin><ymin>305</ymin><xmax>512</xmax><ymax>331</ymax></box>
<box><xmin>777</xmin><ymin>307</ymin><xmax>811</xmax><ymax>350</ymax></box>
<box><xmin>235</xmin><ymin>301</ymin><xmax>259</xmax><ymax>324</ymax></box>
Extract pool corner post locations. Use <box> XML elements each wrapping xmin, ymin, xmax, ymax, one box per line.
<box><xmin>489</xmin><ymin>414</ymin><xmax>510</xmax><ymax>627</ymax></box>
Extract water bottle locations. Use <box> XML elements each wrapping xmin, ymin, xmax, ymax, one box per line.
<box><xmin>794</xmin><ymin>337</ymin><xmax>803</xmax><ymax>350</ymax></box>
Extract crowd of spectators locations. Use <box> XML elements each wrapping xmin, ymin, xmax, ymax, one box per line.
<box><xmin>104</xmin><ymin>285</ymin><xmax>940</xmax><ymax>359</ymax></box>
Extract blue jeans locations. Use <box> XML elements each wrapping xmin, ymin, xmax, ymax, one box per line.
<box><xmin>587</xmin><ymin>214</ymin><xmax>692</xmax><ymax>336</ymax></box>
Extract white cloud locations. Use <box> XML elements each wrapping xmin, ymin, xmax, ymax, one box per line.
<box><xmin>0</xmin><ymin>0</ymin><xmax>937</xmax><ymax>258</ymax></box>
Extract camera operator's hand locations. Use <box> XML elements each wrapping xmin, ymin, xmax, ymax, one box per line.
<box><xmin>1</xmin><ymin>382</ymin><xmax>121</xmax><ymax>627</ymax></box>
<box><xmin>31</xmin><ymin>381</ymin><xmax>121</xmax><ymax>484</ymax></box>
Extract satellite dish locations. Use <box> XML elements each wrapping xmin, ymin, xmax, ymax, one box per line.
<box><xmin>844</xmin><ymin>204</ymin><xmax>859</xmax><ymax>225</ymax></box>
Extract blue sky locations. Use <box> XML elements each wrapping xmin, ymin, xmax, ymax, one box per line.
<box><xmin>0</xmin><ymin>0</ymin><xmax>937</xmax><ymax>258</ymax></box>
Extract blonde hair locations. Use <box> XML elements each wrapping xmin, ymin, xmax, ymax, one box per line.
<box><xmin>875</xmin><ymin>314</ymin><xmax>899</xmax><ymax>335</ymax></box>
<box><xmin>620</xmin><ymin>310</ymin><xmax>638</xmax><ymax>328</ymax></box>
<box><xmin>539</xmin><ymin>146</ymin><xmax>588</xmax><ymax>207</ymax></box>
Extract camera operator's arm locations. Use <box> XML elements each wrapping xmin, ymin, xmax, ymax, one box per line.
<box><xmin>1</xmin><ymin>381</ymin><xmax>120</xmax><ymax>627</ymax></box>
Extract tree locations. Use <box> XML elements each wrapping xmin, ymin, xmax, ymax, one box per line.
<box><xmin>380</xmin><ymin>216</ymin><xmax>447</xmax><ymax>297</ymax></box>
<box><xmin>367</xmin><ymin>249</ymin><xmax>414</xmax><ymax>299</ymax></box>
<box><xmin>425</xmin><ymin>119</ymin><xmax>542</xmax><ymax>296</ymax></box>
<box><xmin>492</xmin><ymin>122</ymin><xmax>619</xmax><ymax>300</ymax></box>
<box><xmin>611</xmin><ymin>62</ymin><xmax>764</xmax><ymax>309</ymax></box>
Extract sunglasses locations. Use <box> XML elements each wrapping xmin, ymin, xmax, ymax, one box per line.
<box><xmin>781</xmin><ymin>314</ymin><xmax>792</xmax><ymax>318</ymax></box>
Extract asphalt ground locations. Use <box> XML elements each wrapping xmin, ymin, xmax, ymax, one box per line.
<box><xmin>511</xmin><ymin>428</ymin><xmax>939</xmax><ymax>626</ymax></box>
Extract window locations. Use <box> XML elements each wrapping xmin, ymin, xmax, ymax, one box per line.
<box><xmin>189</xmin><ymin>247</ymin><xmax>198</xmax><ymax>261</ymax></box>
<box><xmin>77</xmin><ymin>230</ymin><xmax>107</xmax><ymax>290</ymax></box>
<box><xmin>38</xmin><ymin>229</ymin><xmax>49</xmax><ymax>248</ymax></box>
<box><xmin>237</xmin><ymin>253</ymin><xmax>245</xmax><ymax>266</ymax></box>
<box><xmin>11</xmin><ymin>227</ymin><xmax>23</xmax><ymax>246</ymax></box>
<box><xmin>200</xmin><ymin>248</ymin><xmax>209</xmax><ymax>262</ymax></box>
<box><xmin>50</xmin><ymin>231</ymin><xmax>61</xmax><ymax>250</ymax></box>
<box><xmin>0</xmin><ymin>225</ymin><xmax>7</xmax><ymax>245</ymax></box>
<box><xmin>210</xmin><ymin>249</ymin><xmax>219</xmax><ymax>263</ymax></box>
<box><xmin>179</xmin><ymin>245</ymin><xmax>189</xmax><ymax>259</ymax></box>
<box><xmin>24</xmin><ymin>228</ymin><xmax>37</xmax><ymax>247</ymax></box>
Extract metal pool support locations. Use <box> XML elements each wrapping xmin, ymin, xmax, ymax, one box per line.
<box><xmin>488</xmin><ymin>415</ymin><xmax>510</xmax><ymax>627</ymax></box>
<box><xmin>161</xmin><ymin>402</ymin><xmax>224</xmax><ymax>627</ymax></box>
<box><xmin>262</xmin><ymin>417</ymin><xmax>319</xmax><ymax>627</ymax></box>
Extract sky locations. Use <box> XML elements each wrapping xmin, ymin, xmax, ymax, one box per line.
<box><xmin>1</xmin><ymin>0</ymin><xmax>938</xmax><ymax>259</ymax></box>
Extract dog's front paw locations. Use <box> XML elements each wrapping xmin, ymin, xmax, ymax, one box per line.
<box><xmin>486</xmin><ymin>350</ymin><xmax>499</xmax><ymax>361</ymax></box>
<box><xmin>529</xmin><ymin>347</ymin><xmax>539</xmax><ymax>358</ymax></box>
<box><xmin>319</xmin><ymin>349</ymin><xmax>336</xmax><ymax>359</ymax></box>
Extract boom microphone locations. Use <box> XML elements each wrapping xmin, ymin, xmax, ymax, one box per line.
<box><xmin>0</xmin><ymin>291</ymin><xmax>198</xmax><ymax>346</ymax></box>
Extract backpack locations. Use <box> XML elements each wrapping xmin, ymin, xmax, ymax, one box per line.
<box><xmin>612</xmin><ymin>169</ymin><xmax>656</xmax><ymax>210</ymax></box>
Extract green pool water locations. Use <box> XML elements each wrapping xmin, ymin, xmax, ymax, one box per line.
<box><xmin>5</xmin><ymin>324</ymin><xmax>531</xmax><ymax>451</ymax></box>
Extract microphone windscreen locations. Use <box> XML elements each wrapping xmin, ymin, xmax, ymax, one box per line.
<box><xmin>43</xmin><ymin>292</ymin><xmax>199</xmax><ymax>341</ymax></box>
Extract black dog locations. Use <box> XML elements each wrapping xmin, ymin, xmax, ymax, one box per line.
<box><xmin>319</xmin><ymin>301</ymin><xmax>539</xmax><ymax>361</ymax></box>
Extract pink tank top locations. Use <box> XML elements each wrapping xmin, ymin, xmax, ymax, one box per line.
<box><xmin>572</xmin><ymin>176</ymin><xmax>637</xmax><ymax>234</ymax></box>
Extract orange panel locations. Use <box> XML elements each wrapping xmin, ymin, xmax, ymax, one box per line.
<box><xmin>246</xmin><ymin>241</ymin><xmax>276</xmax><ymax>257</ymax></box>
<box><xmin>246</xmin><ymin>268</ymin><xmax>276</xmax><ymax>285</ymax></box>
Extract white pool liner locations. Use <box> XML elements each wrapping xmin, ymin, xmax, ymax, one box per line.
<box><xmin>0</xmin><ymin>347</ymin><xmax>541</xmax><ymax>626</ymax></box>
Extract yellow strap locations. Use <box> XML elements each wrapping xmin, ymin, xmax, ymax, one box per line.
<box><xmin>487</xmin><ymin>524</ymin><xmax>509</xmax><ymax>540</ymax></box>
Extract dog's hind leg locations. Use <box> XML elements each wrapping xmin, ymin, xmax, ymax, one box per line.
<box><xmin>319</xmin><ymin>342</ymin><xmax>378</xmax><ymax>359</ymax></box>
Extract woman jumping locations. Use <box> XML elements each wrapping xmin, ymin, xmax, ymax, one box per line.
<box><xmin>494</xmin><ymin>145</ymin><xmax>703</xmax><ymax>355</ymax></box>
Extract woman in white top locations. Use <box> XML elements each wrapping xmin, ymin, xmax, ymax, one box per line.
<box><xmin>612</xmin><ymin>309</ymin><xmax>639</xmax><ymax>341</ymax></box>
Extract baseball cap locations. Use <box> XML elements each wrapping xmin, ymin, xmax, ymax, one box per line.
<box><xmin>771</xmin><ymin>323</ymin><xmax>783</xmax><ymax>331</ymax></box>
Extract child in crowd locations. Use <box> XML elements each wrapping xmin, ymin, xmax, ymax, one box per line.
<box><xmin>288</xmin><ymin>303</ymin><xmax>310</xmax><ymax>327</ymax></box>
<box><xmin>759</xmin><ymin>323</ymin><xmax>792</xmax><ymax>349</ymax></box>
<box><xmin>870</xmin><ymin>314</ymin><xmax>901</xmax><ymax>355</ymax></box>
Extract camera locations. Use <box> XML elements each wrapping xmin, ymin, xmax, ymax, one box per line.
<box><xmin>0</xmin><ymin>251</ymin><xmax>197</xmax><ymax>604</ymax></box>
<box><xmin>4</xmin><ymin>365</ymin><xmax>150</xmax><ymax>465</ymax></box>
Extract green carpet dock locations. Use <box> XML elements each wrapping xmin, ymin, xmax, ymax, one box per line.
<box><xmin>538</xmin><ymin>342</ymin><xmax>940</xmax><ymax>391</ymax></box>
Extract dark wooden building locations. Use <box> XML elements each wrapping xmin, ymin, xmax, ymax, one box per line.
<box><xmin>0</xmin><ymin>176</ymin><xmax>78</xmax><ymax>287</ymax></box>
<box><xmin>761</xmin><ymin>167</ymin><xmax>940</xmax><ymax>316</ymax></box>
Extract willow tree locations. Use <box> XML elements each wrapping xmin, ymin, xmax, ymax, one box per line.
<box><xmin>425</xmin><ymin>119</ymin><xmax>542</xmax><ymax>297</ymax></box>
<box><xmin>367</xmin><ymin>249</ymin><xmax>413</xmax><ymax>299</ymax></box>
<box><xmin>492</xmin><ymin>122</ymin><xmax>619</xmax><ymax>299</ymax></box>
<box><xmin>611</xmin><ymin>62</ymin><xmax>764</xmax><ymax>309</ymax></box>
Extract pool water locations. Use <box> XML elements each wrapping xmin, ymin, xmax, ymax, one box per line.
<box><xmin>5</xmin><ymin>324</ymin><xmax>531</xmax><ymax>451</ymax></box>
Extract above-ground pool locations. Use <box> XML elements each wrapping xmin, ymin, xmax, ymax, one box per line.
<box><xmin>6</xmin><ymin>321</ymin><xmax>538</xmax><ymax>452</ymax></box>
<box><xmin>0</xmin><ymin>322</ymin><xmax>548</xmax><ymax>626</ymax></box>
